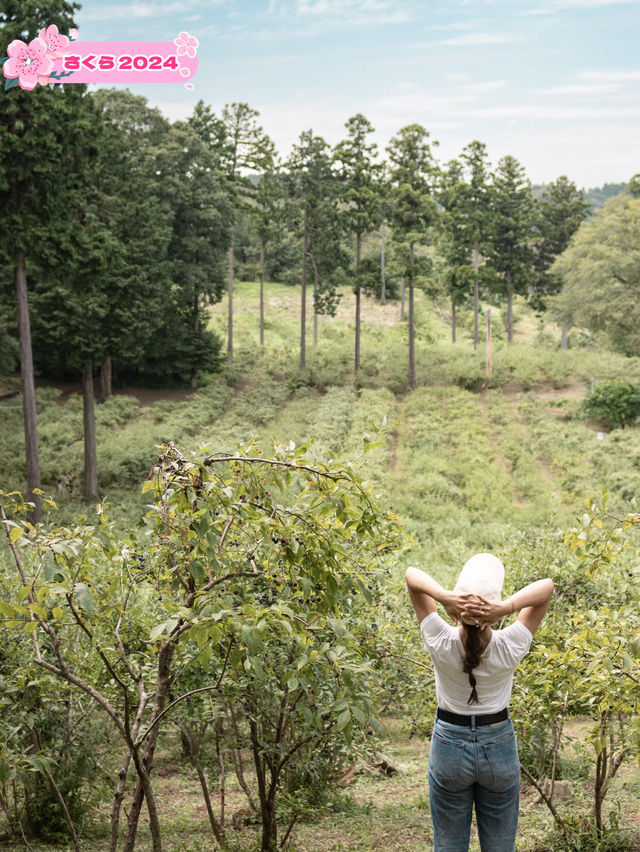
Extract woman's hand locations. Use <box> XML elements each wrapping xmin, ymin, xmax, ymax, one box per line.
<box><xmin>461</xmin><ymin>596</ymin><xmax>508</xmax><ymax>627</ymax></box>
<box><xmin>442</xmin><ymin>592</ymin><xmax>486</xmax><ymax>624</ymax></box>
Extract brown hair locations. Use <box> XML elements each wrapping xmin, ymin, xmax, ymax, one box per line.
<box><xmin>461</xmin><ymin>624</ymin><xmax>485</xmax><ymax>704</ymax></box>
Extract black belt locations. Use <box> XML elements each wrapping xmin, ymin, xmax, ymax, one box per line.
<box><xmin>436</xmin><ymin>707</ymin><xmax>508</xmax><ymax>726</ymax></box>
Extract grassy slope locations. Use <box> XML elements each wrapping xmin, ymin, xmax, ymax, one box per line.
<box><xmin>1</xmin><ymin>283</ymin><xmax>640</xmax><ymax>850</ymax></box>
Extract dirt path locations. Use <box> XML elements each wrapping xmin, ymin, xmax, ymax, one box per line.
<box><xmin>477</xmin><ymin>388</ymin><xmax>526</xmax><ymax>507</ymax></box>
<box><xmin>507</xmin><ymin>390</ymin><xmax>565</xmax><ymax>506</ymax></box>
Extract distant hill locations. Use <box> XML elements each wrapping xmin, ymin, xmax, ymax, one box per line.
<box><xmin>531</xmin><ymin>180</ymin><xmax>627</xmax><ymax>211</ymax></box>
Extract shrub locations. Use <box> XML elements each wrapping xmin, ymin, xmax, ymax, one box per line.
<box><xmin>582</xmin><ymin>380</ymin><xmax>640</xmax><ymax>429</ymax></box>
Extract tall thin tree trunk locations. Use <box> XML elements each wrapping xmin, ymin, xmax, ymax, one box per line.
<box><xmin>561</xmin><ymin>325</ymin><xmax>568</xmax><ymax>350</ymax></box>
<box><xmin>451</xmin><ymin>300</ymin><xmax>456</xmax><ymax>343</ymax></box>
<box><xmin>259</xmin><ymin>240</ymin><xmax>265</xmax><ymax>347</ymax></box>
<box><xmin>400</xmin><ymin>277</ymin><xmax>405</xmax><ymax>321</ymax></box>
<box><xmin>380</xmin><ymin>217</ymin><xmax>386</xmax><ymax>304</ymax></box>
<box><xmin>15</xmin><ymin>248</ymin><xmax>41</xmax><ymax>523</ymax></box>
<box><xmin>408</xmin><ymin>261</ymin><xmax>416</xmax><ymax>390</ymax></box>
<box><xmin>486</xmin><ymin>308</ymin><xmax>493</xmax><ymax>380</ymax></box>
<box><xmin>227</xmin><ymin>244</ymin><xmax>234</xmax><ymax>361</ymax></box>
<box><xmin>100</xmin><ymin>356</ymin><xmax>112</xmax><ymax>402</ymax></box>
<box><xmin>506</xmin><ymin>270</ymin><xmax>513</xmax><ymax>344</ymax></box>
<box><xmin>355</xmin><ymin>232</ymin><xmax>362</xmax><ymax>373</ymax></box>
<box><xmin>473</xmin><ymin>240</ymin><xmax>480</xmax><ymax>351</ymax></box>
<box><xmin>191</xmin><ymin>293</ymin><xmax>199</xmax><ymax>390</ymax></box>
<box><xmin>300</xmin><ymin>212</ymin><xmax>308</xmax><ymax>370</ymax></box>
<box><xmin>313</xmin><ymin>258</ymin><xmax>318</xmax><ymax>348</ymax></box>
<box><xmin>82</xmin><ymin>360</ymin><xmax>98</xmax><ymax>500</ymax></box>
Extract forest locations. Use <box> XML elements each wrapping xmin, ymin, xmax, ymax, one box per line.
<box><xmin>1</xmin><ymin>2</ymin><xmax>640</xmax><ymax>851</ymax></box>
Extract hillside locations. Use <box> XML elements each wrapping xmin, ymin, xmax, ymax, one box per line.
<box><xmin>1</xmin><ymin>283</ymin><xmax>639</xmax><ymax>851</ymax></box>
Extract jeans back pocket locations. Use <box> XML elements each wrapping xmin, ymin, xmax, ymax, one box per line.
<box><xmin>429</xmin><ymin>732</ymin><xmax>466</xmax><ymax>788</ymax></box>
<box><xmin>481</xmin><ymin>731</ymin><xmax>519</xmax><ymax>792</ymax></box>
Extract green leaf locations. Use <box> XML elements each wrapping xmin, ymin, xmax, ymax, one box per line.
<box><xmin>74</xmin><ymin>583</ymin><xmax>94</xmax><ymax>617</ymax></box>
<box><xmin>9</xmin><ymin>526</ymin><xmax>23</xmax><ymax>543</ymax></box>
<box><xmin>0</xmin><ymin>601</ymin><xmax>15</xmax><ymax>618</ymax></box>
<box><xmin>336</xmin><ymin>708</ymin><xmax>351</xmax><ymax>731</ymax></box>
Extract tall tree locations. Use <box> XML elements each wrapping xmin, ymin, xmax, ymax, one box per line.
<box><xmin>250</xmin><ymin>136</ymin><xmax>281</xmax><ymax>347</ymax></box>
<box><xmin>81</xmin><ymin>89</ymin><xmax>172</xmax><ymax>395</ymax></box>
<box><xmin>285</xmin><ymin>130</ymin><xmax>341</xmax><ymax>369</ymax></box>
<box><xmin>387</xmin><ymin>124</ymin><xmax>439</xmax><ymax>390</ymax></box>
<box><xmin>149</xmin><ymin>123</ymin><xmax>231</xmax><ymax>387</ymax></box>
<box><xmin>333</xmin><ymin>114</ymin><xmax>380</xmax><ymax>374</ymax></box>
<box><xmin>438</xmin><ymin>158</ymin><xmax>472</xmax><ymax>343</ymax></box>
<box><xmin>219</xmin><ymin>103</ymin><xmax>267</xmax><ymax>360</ymax></box>
<box><xmin>533</xmin><ymin>176</ymin><xmax>589</xmax><ymax>349</ymax></box>
<box><xmin>488</xmin><ymin>155</ymin><xmax>536</xmax><ymax>344</ymax></box>
<box><xmin>551</xmin><ymin>195</ymin><xmax>640</xmax><ymax>356</ymax></box>
<box><xmin>459</xmin><ymin>141</ymin><xmax>492</xmax><ymax>349</ymax></box>
<box><xmin>0</xmin><ymin>0</ymin><xmax>84</xmax><ymax>520</ymax></box>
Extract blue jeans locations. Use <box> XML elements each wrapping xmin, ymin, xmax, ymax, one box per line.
<box><xmin>428</xmin><ymin>716</ymin><xmax>520</xmax><ymax>852</ymax></box>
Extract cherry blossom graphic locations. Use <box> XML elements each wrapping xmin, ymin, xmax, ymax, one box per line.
<box><xmin>69</xmin><ymin>29</ymin><xmax>79</xmax><ymax>41</ymax></box>
<box><xmin>179</xmin><ymin>67</ymin><xmax>191</xmax><ymax>77</ymax></box>
<box><xmin>174</xmin><ymin>31</ymin><xmax>198</xmax><ymax>58</ymax></box>
<box><xmin>3</xmin><ymin>37</ymin><xmax>53</xmax><ymax>91</ymax></box>
<box><xmin>39</xmin><ymin>24</ymin><xmax>70</xmax><ymax>59</ymax></box>
<box><xmin>185</xmin><ymin>83</ymin><xmax>195</xmax><ymax>90</ymax></box>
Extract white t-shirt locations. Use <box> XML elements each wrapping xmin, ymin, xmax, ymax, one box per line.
<box><xmin>419</xmin><ymin>612</ymin><xmax>533</xmax><ymax>714</ymax></box>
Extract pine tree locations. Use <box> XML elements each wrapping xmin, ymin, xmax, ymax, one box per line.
<box><xmin>488</xmin><ymin>156</ymin><xmax>536</xmax><ymax>344</ymax></box>
<box><xmin>285</xmin><ymin>130</ymin><xmax>342</xmax><ymax>369</ymax></box>
<box><xmin>459</xmin><ymin>141</ymin><xmax>492</xmax><ymax>348</ymax></box>
<box><xmin>333</xmin><ymin>114</ymin><xmax>380</xmax><ymax>374</ymax></box>
<box><xmin>0</xmin><ymin>0</ymin><xmax>85</xmax><ymax>518</ymax></box>
<box><xmin>387</xmin><ymin>124</ymin><xmax>439</xmax><ymax>389</ymax></box>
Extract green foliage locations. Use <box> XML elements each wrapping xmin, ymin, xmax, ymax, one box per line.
<box><xmin>582</xmin><ymin>380</ymin><xmax>640</xmax><ymax>429</ymax></box>
<box><xmin>551</xmin><ymin>196</ymin><xmax>640</xmax><ymax>356</ymax></box>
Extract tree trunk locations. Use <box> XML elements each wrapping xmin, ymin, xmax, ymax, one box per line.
<box><xmin>259</xmin><ymin>240</ymin><xmax>265</xmax><ymax>348</ymax></box>
<box><xmin>227</xmin><ymin>244</ymin><xmax>234</xmax><ymax>361</ymax></box>
<box><xmin>473</xmin><ymin>240</ymin><xmax>479</xmax><ymax>351</ymax></box>
<box><xmin>313</xmin><ymin>257</ymin><xmax>318</xmax><ymax>348</ymax></box>
<box><xmin>191</xmin><ymin>292</ymin><xmax>199</xmax><ymax>390</ymax></box>
<box><xmin>408</xmin><ymin>273</ymin><xmax>415</xmax><ymax>391</ymax></box>
<box><xmin>300</xmin><ymin>211</ymin><xmax>308</xmax><ymax>370</ymax></box>
<box><xmin>355</xmin><ymin>232</ymin><xmax>361</xmax><ymax>374</ymax></box>
<box><xmin>561</xmin><ymin>325</ymin><xmax>568</xmax><ymax>350</ymax></box>
<box><xmin>82</xmin><ymin>359</ymin><xmax>98</xmax><ymax>500</ymax></box>
<box><xmin>451</xmin><ymin>300</ymin><xmax>456</xmax><ymax>343</ymax></box>
<box><xmin>506</xmin><ymin>270</ymin><xmax>513</xmax><ymax>344</ymax></box>
<box><xmin>400</xmin><ymin>277</ymin><xmax>405</xmax><ymax>321</ymax></box>
<box><xmin>15</xmin><ymin>248</ymin><xmax>41</xmax><ymax>523</ymax></box>
<box><xmin>109</xmin><ymin>752</ymin><xmax>132</xmax><ymax>852</ymax></box>
<box><xmin>122</xmin><ymin>644</ymin><xmax>175</xmax><ymax>852</ymax></box>
<box><xmin>100</xmin><ymin>356</ymin><xmax>112</xmax><ymax>402</ymax></box>
<box><xmin>380</xmin><ymin>218</ymin><xmax>386</xmax><ymax>304</ymax></box>
<box><xmin>486</xmin><ymin>309</ymin><xmax>493</xmax><ymax>380</ymax></box>
<box><xmin>182</xmin><ymin>725</ymin><xmax>227</xmax><ymax>848</ymax></box>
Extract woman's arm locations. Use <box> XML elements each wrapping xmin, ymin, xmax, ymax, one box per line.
<box><xmin>473</xmin><ymin>578</ymin><xmax>554</xmax><ymax>636</ymax></box>
<box><xmin>404</xmin><ymin>566</ymin><xmax>482</xmax><ymax>626</ymax></box>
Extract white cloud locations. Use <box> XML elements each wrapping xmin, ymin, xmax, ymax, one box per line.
<box><xmin>80</xmin><ymin>0</ymin><xmax>222</xmax><ymax>21</ymax></box>
<box><xmin>429</xmin><ymin>32</ymin><xmax>526</xmax><ymax>46</ymax></box>
<box><xmin>550</xmin><ymin>0</ymin><xmax>640</xmax><ymax>6</ymax></box>
<box><xmin>574</xmin><ymin>69</ymin><xmax>640</xmax><ymax>82</ymax></box>
<box><xmin>535</xmin><ymin>83</ymin><xmax>620</xmax><ymax>94</ymax></box>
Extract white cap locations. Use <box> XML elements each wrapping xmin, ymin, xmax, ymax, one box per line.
<box><xmin>454</xmin><ymin>553</ymin><xmax>504</xmax><ymax>605</ymax></box>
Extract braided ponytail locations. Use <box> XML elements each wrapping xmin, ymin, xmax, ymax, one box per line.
<box><xmin>461</xmin><ymin>625</ymin><xmax>484</xmax><ymax>704</ymax></box>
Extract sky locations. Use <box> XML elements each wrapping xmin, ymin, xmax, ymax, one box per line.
<box><xmin>72</xmin><ymin>0</ymin><xmax>640</xmax><ymax>188</ymax></box>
